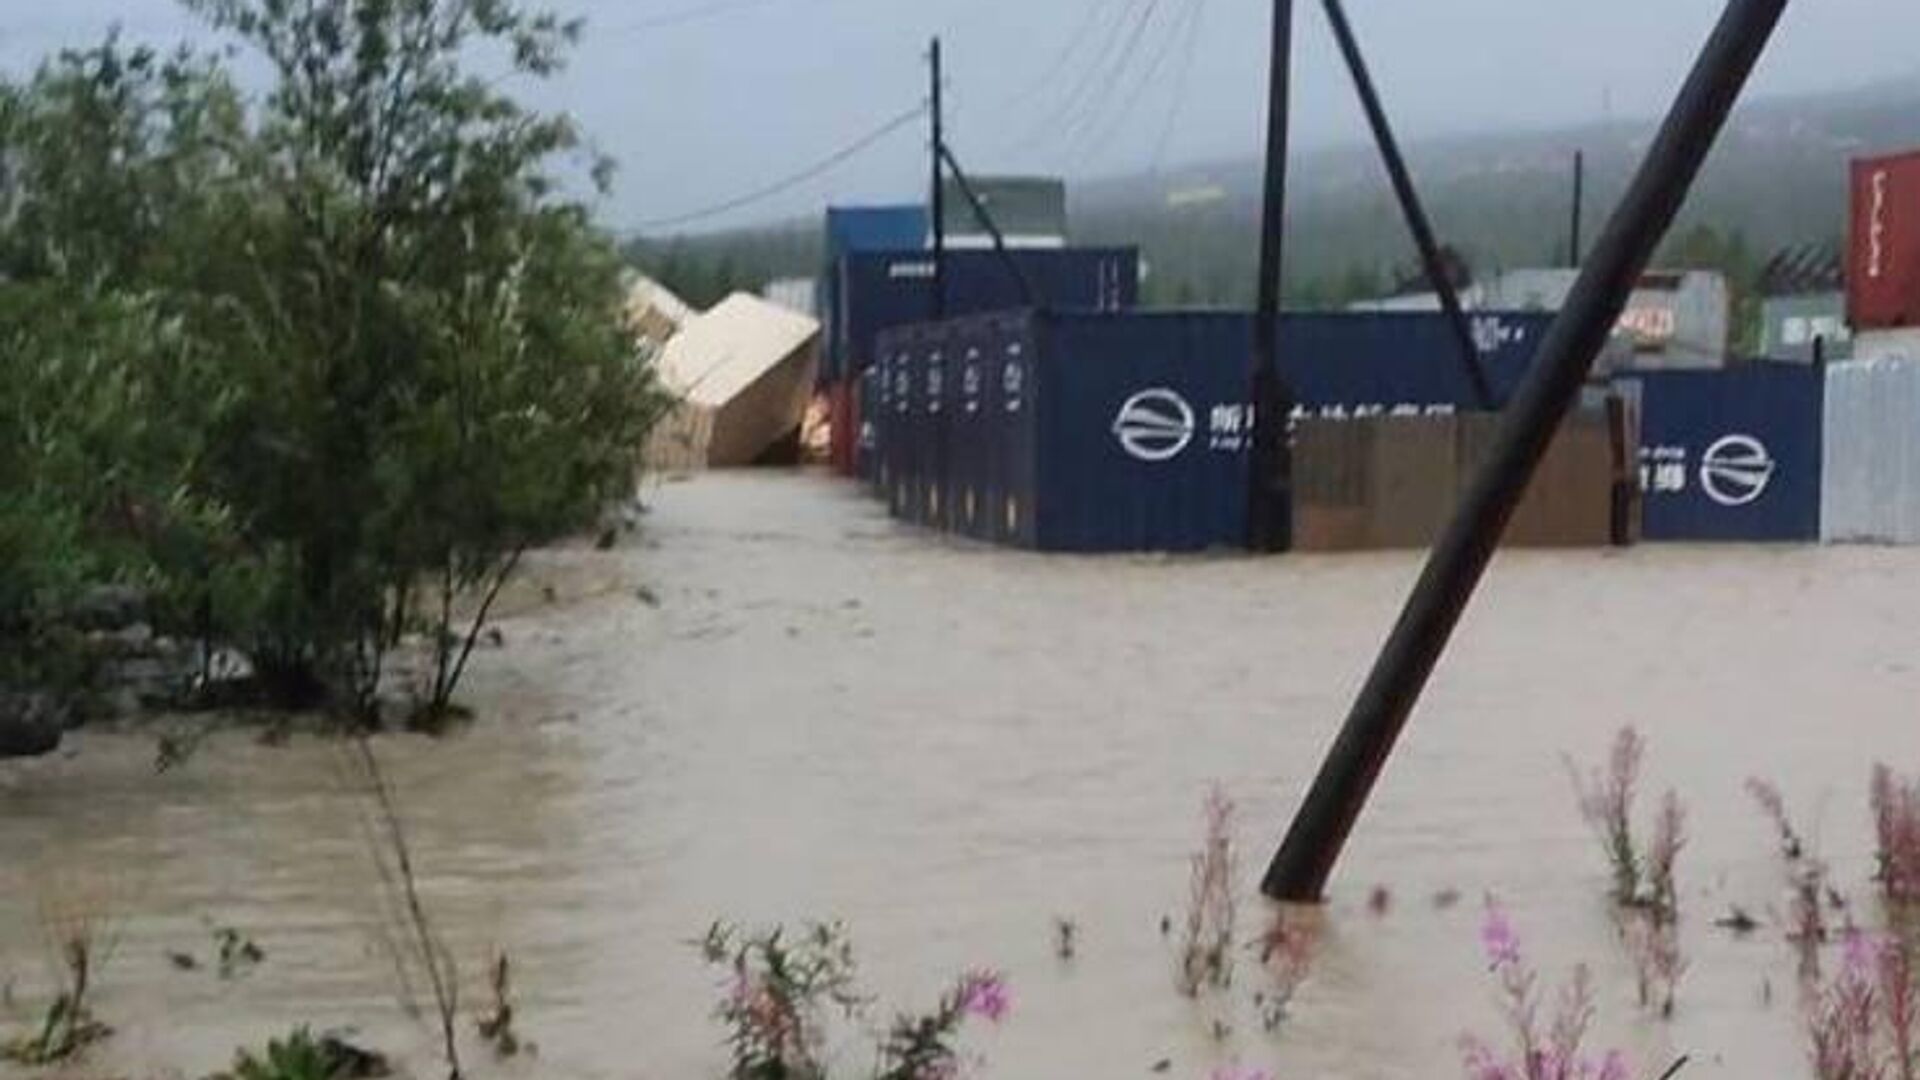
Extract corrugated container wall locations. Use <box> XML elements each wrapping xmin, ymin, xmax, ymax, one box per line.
<box><xmin>1286</xmin><ymin>312</ymin><xmax>1552</xmax><ymax>410</ymax></box>
<box><xmin>1617</xmin><ymin>366</ymin><xmax>1823</xmax><ymax>541</ymax></box>
<box><xmin>1849</xmin><ymin>152</ymin><xmax>1920</xmax><ymax>331</ymax></box>
<box><xmin>1822</xmin><ymin>356</ymin><xmax>1920</xmax><ymax>544</ymax></box>
<box><xmin>834</xmin><ymin>247</ymin><xmax>1139</xmax><ymax>383</ymax></box>
<box><xmin>872</xmin><ymin>309</ymin><xmax>1563</xmax><ymax>552</ymax></box>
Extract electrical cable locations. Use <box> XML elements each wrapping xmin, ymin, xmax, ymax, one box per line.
<box><xmin>1150</xmin><ymin>0</ymin><xmax>1209</xmax><ymax>173</ymax></box>
<box><xmin>989</xmin><ymin>0</ymin><xmax>1108</xmax><ymax>116</ymax></box>
<box><xmin>999</xmin><ymin>0</ymin><xmax>1150</xmax><ymax>158</ymax></box>
<box><xmin>634</xmin><ymin>104</ymin><xmax>927</xmax><ymax>231</ymax></box>
<box><xmin>1075</xmin><ymin>0</ymin><xmax>1204</xmax><ymax>164</ymax></box>
<box><xmin>598</xmin><ymin>0</ymin><xmax>803</xmax><ymax>35</ymax></box>
<box><xmin>1046</xmin><ymin>0</ymin><xmax>1166</xmax><ymax>161</ymax></box>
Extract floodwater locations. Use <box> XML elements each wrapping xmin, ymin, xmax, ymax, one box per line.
<box><xmin>5</xmin><ymin>471</ymin><xmax>1920</xmax><ymax>1079</ymax></box>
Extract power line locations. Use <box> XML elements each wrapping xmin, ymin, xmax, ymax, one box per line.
<box><xmin>988</xmin><ymin>0</ymin><xmax>1108</xmax><ymax>116</ymax></box>
<box><xmin>1074</xmin><ymin>0</ymin><xmax>1202</xmax><ymax>163</ymax></box>
<box><xmin>1000</xmin><ymin>0</ymin><xmax>1149</xmax><ymax>157</ymax></box>
<box><xmin>1055</xmin><ymin>0</ymin><xmax>1166</xmax><ymax>156</ymax></box>
<box><xmin>1151</xmin><ymin>0</ymin><xmax>1210</xmax><ymax>172</ymax></box>
<box><xmin>597</xmin><ymin>0</ymin><xmax>812</xmax><ymax>36</ymax></box>
<box><xmin>635</xmin><ymin>104</ymin><xmax>927</xmax><ymax>231</ymax></box>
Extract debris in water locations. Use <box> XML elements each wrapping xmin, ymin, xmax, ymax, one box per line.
<box><xmin>1714</xmin><ymin>906</ymin><xmax>1760</xmax><ymax>935</ymax></box>
<box><xmin>1368</xmin><ymin>885</ymin><xmax>1392</xmax><ymax>916</ymax></box>
<box><xmin>1054</xmin><ymin>917</ymin><xmax>1077</xmax><ymax>961</ymax></box>
<box><xmin>635</xmin><ymin>585</ymin><xmax>661</xmax><ymax>607</ymax></box>
<box><xmin>214</xmin><ymin>926</ymin><xmax>265</xmax><ymax>979</ymax></box>
<box><xmin>166</xmin><ymin>951</ymin><xmax>199</xmax><ymax>971</ymax></box>
<box><xmin>1433</xmin><ymin>888</ymin><xmax>1462</xmax><ymax>910</ymax></box>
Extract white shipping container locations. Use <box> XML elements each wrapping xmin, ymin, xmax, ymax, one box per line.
<box><xmin>1853</xmin><ymin>328</ymin><xmax>1920</xmax><ymax>362</ymax></box>
<box><xmin>762</xmin><ymin>277</ymin><xmax>819</xmax><ymax>318</ymax></box>
<box><xmin>1822</xmin><ymin>356</ymin><xmax>1920</xmax><ymax>544</ymax></box>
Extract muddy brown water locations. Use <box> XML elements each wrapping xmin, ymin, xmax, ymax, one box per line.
<box><xmin>5</xmin><ymin>471</ymin><xmax>1920</xmax><ymax>1078</ymax></box>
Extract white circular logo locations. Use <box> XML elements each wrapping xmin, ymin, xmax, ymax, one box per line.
<box><xmin>1113</xmin><ymin>388</ymin><xmax>1195</xmax><ymax>462</ymax></box>
<box><xmin>1699</xmin><ymin>434</ymin><xmax>1774</xmax><ymax>507</ymax></box>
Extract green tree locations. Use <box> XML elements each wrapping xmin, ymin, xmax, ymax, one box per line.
<box><xmin>0</xmin><ymin>3</ymin><xmax>664</xmax><ymax>726</ymax></box>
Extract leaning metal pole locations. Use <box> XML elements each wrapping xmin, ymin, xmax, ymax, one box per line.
<box><xmin>1262</xmin><ymin>0</ymin><xmax>1791</xmax><ymax>903</ymax></box>
<box><xmin>940</xmin><ymin>143</ymin><xmax>1041</xmax><ymax>309</ymax></box>
<box><xmin>1321</xmin><ymin>0</ymin><xmax>1495</xmax><ymax>409</ymax></box>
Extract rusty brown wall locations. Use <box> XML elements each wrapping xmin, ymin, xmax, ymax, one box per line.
<box><xmin>1293</xmin><ymin>406</ymin><xmax>1636</xmax><ymax>552</ymax></box>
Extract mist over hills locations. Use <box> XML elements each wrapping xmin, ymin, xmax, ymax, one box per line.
<box><xmin>628</xmin><ymin>77</ymin><xmax>1920</xmax><ymax>310</ymax></box>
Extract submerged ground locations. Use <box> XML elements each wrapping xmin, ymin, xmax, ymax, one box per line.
<box><xmin>4</xmin><ymin>471</ymin><xmax>1919</xmax><ymax>1078</ymax></box>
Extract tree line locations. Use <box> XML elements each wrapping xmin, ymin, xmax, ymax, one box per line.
<box><xmin>2</xmin><ymin>0</ymin><xmax>667</xmax><ymax>731</ymax></box>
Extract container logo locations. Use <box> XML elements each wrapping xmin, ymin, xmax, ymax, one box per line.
<box><xmin>1113</xmin><ymin>388</ymin><xmax>1195</xmax><ymax>462</ymax></box>
<box><xmin>1699</xmin><ymin>434</ymin><xmax>1774</xmax><ymax>507</ymax></box>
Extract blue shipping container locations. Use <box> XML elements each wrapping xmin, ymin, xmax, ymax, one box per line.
<box><xmin>1619</xmin><ymin>365</ymin><xmax>1824</xmax><ymax>542</ymax></box>
<box><xmin>825</xmin><ymin>205</ymin><xmax>929</xmax><ymax>257</ymax></box>
<box><xmin>884</xmin><ymin>310</ymin><xmax>1251</xmax><ymax>552</ymax></box>
<box><xmin>856</xmin><ymin>363</ymin><xmax>881</xmax><ymax>483</ymax></box>
<box><xmin>947</xmin><ymin>322</ymin><xmax>994</xmax><ymax>540</ymax></box>
<box><xmin>882</xmin><ymin>327</ymin><xmax>923</xmax><ymax>520</ymax></box>
<box><xmin>871</xmin><ymin>309</ymin><xmax>1564</xmax><ymax>552</ymax></box>
<box><xmin>833</xmin><ymin>247</ymin><xmax>1140</xmax><ymax>383</ymax></box>
<box><xmin>823</xmin><ymin>206</ymin><xmax>929</xmax><ymax>384</ymax></box>
<box><xmin>1286</xmin><ymin>312</ymin><xmax>1552</xmax><ymax>412</ymax></box>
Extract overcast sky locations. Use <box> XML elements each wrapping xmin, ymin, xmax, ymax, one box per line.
<box><xmin>5</xmin><ymin>0</ymin><xmax>1918</xmax><ymax>233</ymax></box>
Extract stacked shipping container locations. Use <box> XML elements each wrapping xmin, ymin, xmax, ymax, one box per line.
<box><xmin>1850</xmin><ymin>151</ymin><xmax>1920</xmax><ymax>332</ymax></box>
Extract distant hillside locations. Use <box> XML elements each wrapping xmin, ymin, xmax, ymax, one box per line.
<box><xmin>1078</xmin><ymin>77</ymin><xmax>1920</xmax><ymax>306</ymax></box>
<box><xmin>628</xmin><ymin>78</ymin><xmax>1920</xmax><ymax>311</ymax></box>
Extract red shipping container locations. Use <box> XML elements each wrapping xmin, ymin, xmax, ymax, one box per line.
<box><xmin>827</xmin><ymin>380</ymin><xmax>858</xmax><ymax>476</ymax></box>
<box><xmin>1850</xmin><ymin>151</ymin><xmax>1920</xmax><ymax>330</ymax></box>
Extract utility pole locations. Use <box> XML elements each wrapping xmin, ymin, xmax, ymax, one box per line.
<box><xmin>1262</xmin><ymin>0</ymin><xmax>1791</xmax><ymax>903</ymax></box>
<box><xmin>929</xmin><ymin>36</ymin><xmax>946</xmax><ymax>319</ymax></box>
<box><xmin>1571</xmin><ymin>150</ymin><xmax>1586</xmax><ymax>267</ymax></box>
<box><xmin>1246</xmin><ymin>0</ymin><xmax>1296</xmax><ymax>553</ymax></box>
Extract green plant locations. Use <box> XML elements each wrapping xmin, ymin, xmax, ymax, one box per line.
<box><xmin>873</xmin><ymin>971</ymin><xmax>1008</xmax><ymax>1080</ymax></box>
<box><xmin>218</xmin><ymin>1026</ymin><xmax>390</xmax><ymax>1080</ymax></box>
<box><xmin>476</xmin><ymin>951</ymin><xmax>521</xmax><ymax>1059</ymax></box>
<box><xmin>0</xmin><ymin>900</ymin><xmax>114</xmax><ymax>1065</ymax></box>
<box><xmin>699</xmin><ymin>921</ymin><xmax>863</xmax><ymax>1079</ymax></box>
<box><xmin>1178</xmin><ymin>785</ymin><xmax>1237</xmax><ymax>996</ymax></box>
<box><xmin>348</xmin><ymin>737</ymin><xmax>462</xmax><ymax>1080</ymax></box>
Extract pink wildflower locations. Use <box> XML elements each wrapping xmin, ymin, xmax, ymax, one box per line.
<box><xmin>1480</xmin><ymin>901</ymin><xmax>1521</xmax><ymax>970</ymax></box>
<box><xmin>1842</xmin><ymin>930</ymin><xmax>1879</xmax><ymax>982</ymax></box>
<box><xmin>1458</xmin><ymin>1036</ymin><xmax>1513</xmax><ymax>1080</ymax></box>
<box><xmin>958</xmin><ymin>972</ymin><xmax>1010</xmax><ymax>1023</ymax></box>
<box><xmin>1594</xmin><ymin>1050</ymin><xmax>1630</xmax><ymax>1080</ymax></box>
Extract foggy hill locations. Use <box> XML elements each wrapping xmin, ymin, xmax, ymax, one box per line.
<box><xmin>1077</xmin><ymin>76</ymin><xmax>1920</xmax><ymax>305</ymax></box>
<box><xmin>629</xmin><ymin>77</ymin><xmax>1920</xmax><ymax>310</ymax></box>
